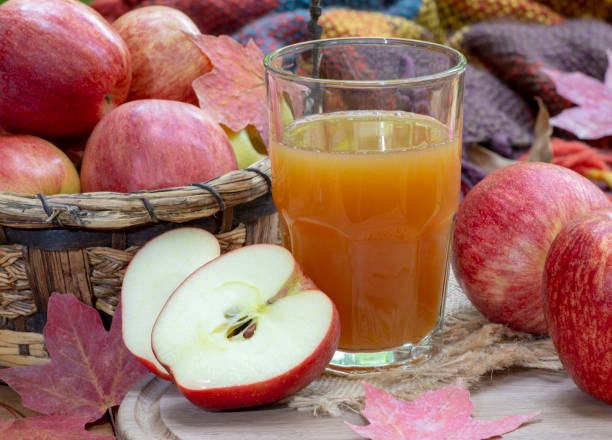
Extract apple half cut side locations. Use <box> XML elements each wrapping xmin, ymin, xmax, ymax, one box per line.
<box><xmin>151</xmin><ymin>244</ymin><xmax>340</xmax><ymax>411</ymax></box>
<box><xmin>122</xmin><ymin>227</ymin><xmax>221</xmax><ymax>380</ymax></box>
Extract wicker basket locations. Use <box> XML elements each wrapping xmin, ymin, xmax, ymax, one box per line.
<box><xmin>0</xmin><ymin>158</ymin><xmax>278</xmax><ymax>367</ymax></box>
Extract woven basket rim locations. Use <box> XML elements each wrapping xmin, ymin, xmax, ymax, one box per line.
<box><xmin>0</xmin><ymin>157</ymin><xmax>271</xmax><ymax>231</ymax></box>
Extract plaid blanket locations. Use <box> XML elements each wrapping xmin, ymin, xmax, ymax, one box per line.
<box><xmin>91</xmin><ymin>0</ymin><xmax>612</xmax><ymax>193</ymax></box>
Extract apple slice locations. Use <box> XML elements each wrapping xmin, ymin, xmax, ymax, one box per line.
<box><xmin>222</xmin><ymin>125</ymin><xmax>267</xmax><ymax>169</ymax></box>
<box><xmin>122</xmin><ymin>227</ymin><xmax>221</xmax><ymax>380</ymax></box>
<box><xmin>151</xmin><ymin>244</ymin><xmax>340</xmax><ymax>411</ymax></box>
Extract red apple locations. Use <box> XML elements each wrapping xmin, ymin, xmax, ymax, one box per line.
<box><xmin>543</xmin><ymin>208</ymin><xmax>612</xmax><ymax>404</ymax></box>
<box><xmin>0</xmin><ymin>0</ymin><xmax>131</xmax><ymax>138</ymax></box>
<box><xmin>122</xmin><ymin>227</ymin><xmax>221</xmax><ymax>380</ymax></box>
<box><xmin>452</xmin><ymin>162</ymin><xmax>611</xmax><ymax>334</ymax></box>
<box><xmin>80</xmin><ymin>99</ymin><xmax>237</xmax><ymax>193</ymax></box>
<box><xmin>151</xmin><ymin>244</ymin><xmax>340</xmax><ymax>411</ymax></box>
<box><xmin>0</xmin><ymin>134</ymin><xmax>81</xmax><ymax>195</ymax></box>
<box><xmin>112</xmin><ymin>5</ymin><xmax>211</xmax><ymax>104</ymax></box>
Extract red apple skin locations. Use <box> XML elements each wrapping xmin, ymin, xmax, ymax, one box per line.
<box><xmin>113</xmin><ymin>6</ymin><xmax>212</xmax><ymax>104</ymax></box>
<box><xmin>133</xmin><ymin>356</ymin><xmax>171</xmax><ymax>382</ymax></box>
<box><xmin>452</xmin><ymin>162</ymin><xmax>611</xmax><ymax>335</ymax></box>
<box><xmin>0</xmin><ymin>0</ymin><xmax>131</xmax><ymax>138</ymax></box>
<box><xmin>80</xmin><ymin>99</ymin><xmax>237</xmax><ymax>192</ymax></box>
<box><xmin>543</xmin><ymin>209</ymin><xmax>612</xmax><ymax>404</ymax></box>
<box><xmin>0</xmin><ymin>135</ymin><xmax>81</xmax><ymax>195</ymax></box>
<box><xmin>175</xmin><ymin>306</ymin><xmax>339</xmax><ymax>411</ymax></box>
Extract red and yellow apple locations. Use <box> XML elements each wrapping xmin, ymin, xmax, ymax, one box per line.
<box><xmin>0</xmin><ymin>0</ymin><xmax>131</xmax><ymax>138</ymax></box>
<box><xmin>80</xmin><ymin>99</ymin><xmax>237</xmax><ymax>193</ymax></box>
<box><xmin>112</xmin><ymin>5</ymin><xmax>211</xmax><ymax>104</ymax></box>
<box><xmin>452</xmin><ymin>162</ymin><xmax>611</xmax><ymax>334</ymax></box>
<box><xmin>543</xmin><ymin>208</ymin><xmax>612</xmax><ymax>404</ymax></box>
<box><xmin>151</xmin><ymin>244</ymin><xmax>340</xmax><ymax>411</ymax></box>
<box><xmin>0</xmin><ymin>135</ymin><xmax>80</xmax><ymax>195</ymax></box>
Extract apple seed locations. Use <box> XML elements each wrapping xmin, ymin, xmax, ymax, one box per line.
<box><xmin>242</xmin><ymin>322</ymin><xmax>257</xmax><ymax>339</ymax></box>
<box><xmin>226</xmin><ymin>317</ymin><xmax>254</xmax><ymax>339</ymax></box>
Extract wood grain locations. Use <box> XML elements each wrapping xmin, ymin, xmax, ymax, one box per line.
<box><xmin>23</xmin><ymin>247</ymin><xmax>93</xmax><ymax>312</ymax></box>
<box><xmin>117</xmin><ymin>370</ymin><xmax>612</xmax><ymax>439</ymax></box>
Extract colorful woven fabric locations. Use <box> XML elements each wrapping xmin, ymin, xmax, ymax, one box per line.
<box><xmin>320</xmin><ymin>8</ymin><xmax>431</xmax><ymax>40</ymax></box>
<box><xmin>234</xmin><ymin>7</ymin><xmax>430</xmax><ymax>53</ymax></box>
<box><xmin>463</xmin><ymin>65</ymin><xmax>535</xmax><ymax>150</ymax></box>
<box><xmin>91</xmin><ymin>0</ymin><xmax>278</xmax><ymax>33</ymax></box>
<box><xmin>537</xmin><ymin>0</ymin><xmax>611</xmax><ymax>19</ymax></box>
<box><xmin>456</xmin><ymin>20</ymin><xmax>612</xmax><ymax>116</ymax></box>
<box><xmin>233</xmin><ymin>10</ymin><xmax>311</xmax><ymax>53</ymax></box>
<box><xmin>434</xmin><ymin>0</ymin><xmax>564</xmax><ymax>34</ymax></box>
<box><xmin>91</xmin><ymin>0</ymin><xmax>424</xmax><ymax>34</ymax></box>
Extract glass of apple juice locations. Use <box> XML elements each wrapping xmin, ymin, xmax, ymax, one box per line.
<box><xmin>264</xmin><ymin>38</ymin><xmax>466</xmax><ymax>372</ymax></box>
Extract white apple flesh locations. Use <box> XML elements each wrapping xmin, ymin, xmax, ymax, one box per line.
<box><xmin>122</xmin><ymin>228</ymin><xmax>220</xmax><ymax>380</ymax></box>
<box><xmin>151</xmin><ymin>244</ymin><xmax>340</xmax><ymax>411</ymax></box>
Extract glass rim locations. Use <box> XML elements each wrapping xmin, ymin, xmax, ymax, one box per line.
<box><xmin>263</xmin><ymin>37</ymin><xmax>467</xmax><ymax>87</ymax></box>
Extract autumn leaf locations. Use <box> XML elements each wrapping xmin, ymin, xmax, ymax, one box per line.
<box><xmin>346</xmin><ymin>381</ymin><xmax>539</xmax><ymax>440</ymax></box>
<box><xmin>0</xmin><ymin>415</ymin><xmax>115</xmax><ymax>440</ymax></box>
<box><xmin>543</xmin><ymin>50</ymin><xmax>612</xmax><ymax>139</ymax></box>
<box><xmin>0</xmin><ymin>293</ymin><xmax>148</xmax><ymax>423</ymax></box>
<box><xmin>191</xmin><ymin>35</ymin><xmax>268</xmax><ymax>146</ymax></box>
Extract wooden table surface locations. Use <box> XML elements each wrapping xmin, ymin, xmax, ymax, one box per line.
<box><xmin>117</xmin><ymin>369</ymin><xmax>612</xmax><ymax>439</ymax></box>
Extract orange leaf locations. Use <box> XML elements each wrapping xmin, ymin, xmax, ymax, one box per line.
<box><xmin>191</xmin><ymin>35</ymin><xmax>267</xmax><ymax>146</ymax></box>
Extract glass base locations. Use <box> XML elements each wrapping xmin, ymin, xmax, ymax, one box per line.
<box><xmin>326</xmin><ymin>330</ymin><xmax>441</xmax><ymax>375</ymax></box>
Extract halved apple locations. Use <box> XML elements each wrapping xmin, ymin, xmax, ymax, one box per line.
<box><xmin>151</xmin><ymin>244</ymin><xmax>340</xmax><ymax>411</ymax></box>
<box><xmin>122</xmin><ymin>227</ymin><xmax>221</xmax><ymax>380</ymax></box>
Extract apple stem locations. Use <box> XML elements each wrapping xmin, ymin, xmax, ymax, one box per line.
<box><xmin>107</xmin><ymin>407</ymin><xmax>117</xmax><ymax>436</ymax></box>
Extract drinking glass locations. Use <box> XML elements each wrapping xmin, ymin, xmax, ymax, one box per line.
<box><xmin>264</xmin><ymin>38</ymin><xmax>466</xmax><ymax>371</ymax></box>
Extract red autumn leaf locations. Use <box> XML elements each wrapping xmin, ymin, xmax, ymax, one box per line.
<box><xmin>0</xmin><ymin>415</ymin><xmax>115</xmax><ymax>440</ymax></box>
<box><xmin>346</xmin><ymin>381</ymin><xmax>539</xmax><ymax>440</ymax></box>
<box><xmin>191</xmin><ymin>35</ymin><xmax>268</xmax><ymax>145</ymax></box>
<box><xmin>0</xmin><ymin>293</ymin><xmax>148</xmax><ymax>422</ymax></box>
<box><xmin>543</xmin><ymin>50</ymin><xmax>612</xmax><ymax>139</ymax></box>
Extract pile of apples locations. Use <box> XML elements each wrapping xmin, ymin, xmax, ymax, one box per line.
<box><xmin>121</xmin><ymin>228</ymin><xmax>339</xmax><ymax>411</ymax></box>
<box><xmin>452</xmin><ymin>162</ymin><xmax>612</xmax><ymax>404</ymax></box>
<box><xmin>0</xmin><ymin>0</ymin><xmax>266</xmax><ymax>195</ymax></box>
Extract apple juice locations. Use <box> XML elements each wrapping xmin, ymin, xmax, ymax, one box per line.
<box><xmin>270</xmin><ymin>110</ymin><xmax>461</xmax><ymax>351</ymax></box>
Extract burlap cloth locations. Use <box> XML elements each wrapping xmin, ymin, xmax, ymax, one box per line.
<box><xmin>287</xmin><ymin>271</ymin><xmax>563</xmax><ymax>416</ymax></box>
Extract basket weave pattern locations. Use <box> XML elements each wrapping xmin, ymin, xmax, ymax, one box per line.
<box><xmin>0</xmin><ymin>159</ymin><xmax>278</xmax><ymax>367</ymax></box>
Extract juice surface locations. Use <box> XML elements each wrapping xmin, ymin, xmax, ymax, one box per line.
<box><xmin>271</xmin><ymin>111</ymin><xmax>461</xmax><ymax>351</ymax></box>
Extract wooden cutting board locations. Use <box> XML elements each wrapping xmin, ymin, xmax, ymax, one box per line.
<box><xmin>117</xmin><ymin>369</ymin><xmax>612</xmax><ymax>439</ymax></box>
